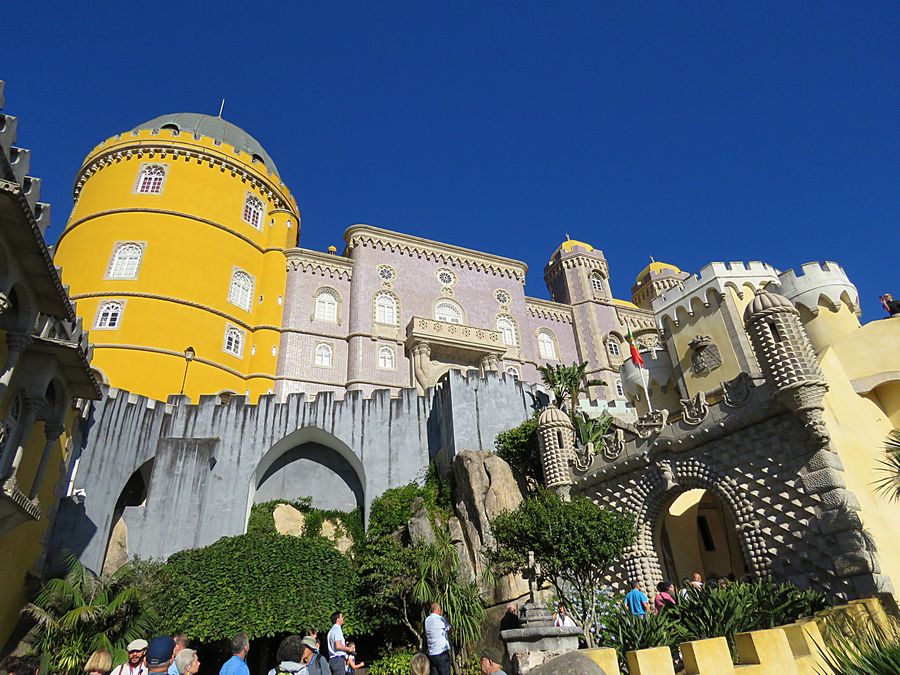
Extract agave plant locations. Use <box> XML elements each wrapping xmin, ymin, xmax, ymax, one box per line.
<box><xmin>873</xmin><ymin>429</ymin><xmax>900</xmax><ymax>503</ymax></box>
<box><xmin>816</xmin><ymin>611</ymin><xmax>900</xmax><ymax>674</ymax></box>
<box><xmin>22</xmin><ymin>554</ymin><xmax>154</xmax><ymax>674</ymax></box>
<box><xmin>604</xmin><ymin>607</ymin><xmax>684</xmax><ymax>673</ymax></box>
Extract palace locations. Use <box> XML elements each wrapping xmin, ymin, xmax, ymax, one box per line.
<box><xmin>2</xmin><ymin>104</ymin><xmax>897</xmax><ymax>648</ymax></box>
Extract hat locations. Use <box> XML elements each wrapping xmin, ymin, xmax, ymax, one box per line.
<box><xmin>146</xmin><ymin>636</ymin><xmax>175</xmax><ymax>666</ymax></box>
<box><xmin>480</xmin><ymin>647</ymin><xmax>503</xmax><ymax>665</ymax></box>
<box><xmin>127</xmin><ymin>639</ymin><xmax>149</xmax><ymax>652</ymax></box>
<box><xmin>301</xmin><ymin>636</ymin><xmax>318</xmax><ymax>650</ymax></box>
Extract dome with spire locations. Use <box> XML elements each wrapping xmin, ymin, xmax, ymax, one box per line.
<box><xmin>744</xmin><ymin>287</ymin><xmax>798</xmax><ymax>319</ymax></box>
<box><xmin>132</xmin><ymin>112</ymin><xmax>279</xmax><ymax>175</ymax></box>
<box><xmin>634</xmin><ymin>259</ymin><xmax>683</xmax><ymax>285</ymax></box>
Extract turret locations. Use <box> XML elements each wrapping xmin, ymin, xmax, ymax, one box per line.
<box><xmin>743</xmin><ymin>288</ymin><xmax>829</xmax><ymax>445</ymax></box>
<box><xmin>536</xmin><ymin>405</ymin><xmax>575</xmax><ymax>500</ymax></box>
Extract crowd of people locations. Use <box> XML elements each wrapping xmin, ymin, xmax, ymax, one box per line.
<box><xmin>623</xmin><ymin>571</ymin><xmax>746</xmax><ymax>617</ymax></box>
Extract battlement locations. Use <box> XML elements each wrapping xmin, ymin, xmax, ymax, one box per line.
<box><xmin>776</xmin><ymin>261</ymin><xmax>860</xmax><ymax>316</ymax></box>
<box><xmin>653</xmin><ymin>261</ymin><xmax>781</xmax><ymax>325</ymax></box>
<box><xmin>78</xmin><ymin>127</ymin><xmax>296</xmax><ymax>208</ymax></box>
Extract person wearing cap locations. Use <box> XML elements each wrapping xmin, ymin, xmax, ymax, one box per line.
<box><xmin>220</xmin><ymin>632</ymin><xmax>251</xmax><ymax>675</ymax></box>
<box><xmin>146</xmin><ymin>637</ymin><xmax>176</xmax><ymax>675</ymax></box>
<box><xmin>110</xmin><ymin>639</ymin><xmax>149</xmax><ymax>675</ymax></box>
<box><xmin>167</xmin><ymin>634</ymin><xmax>189</xmax><ymax>675</ymax></box>
<box><xmin>479</xmin><ymin>648</ymin><xmax>506</xmax><ymax>674</ymax></box>
<box><xmin>267</xmin><ymin>635</ymin><xmax>315</xmax><ymax>675</ymax></box>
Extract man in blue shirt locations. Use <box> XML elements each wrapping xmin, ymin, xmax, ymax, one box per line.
<box><xmin>623</xmin><ymin>580</ymin><xmax>650</xmax><ymax>617</ymax></box>
<box><xmin>219</xmin><ymin>632</ymin><xmax>250</xmax><ymax>675</ymax></box>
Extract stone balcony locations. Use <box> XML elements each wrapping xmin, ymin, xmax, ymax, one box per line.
<box><xmin>405</xmin><ymin>317</ymin><xmax>507</xmax><ymax>391</ymax></box>
<box><xmin>0</xmin><ymin>477</ymin><xmax>41</xmax><ymax>533</ymax></box>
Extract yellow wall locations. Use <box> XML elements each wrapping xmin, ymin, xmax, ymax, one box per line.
<box><xmin>797</xmin><ymin>303</ymin><xmax>861</xmax><ymax>353</ymax></box>
<box><xmin>54</xmin><ymin>129</ymin><xmax>299</xmax><ymax>402</ymax></box>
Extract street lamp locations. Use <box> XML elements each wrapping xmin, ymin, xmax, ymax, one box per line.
<box><xmin>179</xmin><ymin>346</ymin><xmax>195</xmax><ymax>396</ymax></box>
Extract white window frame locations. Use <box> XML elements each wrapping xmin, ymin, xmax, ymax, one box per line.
<box><xmin>134</xmin><ymin>163</ymin><xmax>167</xmax><ymax>194</ymax></box>
<box><xmin>590</xmin><ymin>272</ymin><xmax>604</xmax><ymax>292</ymax></box>
<box><xmin>228</xmin><ymin>269</ymin><xmax>255</xmax><ymax>312</ymax></box>
<box><xmin>375</xmin><ymin>292</ymin><xmax>398</xmax><ymax>325</ymax></box>
<box><xmin>537</xmin><ymin>330</ymin><xmax>558</xmax><ymax>360</ymax></box>
<box><xmin>107</xmin><ymin>242</ymin><xmax>144</xmax><ymax>279</ymax></box>
<box><xmin>94</xmin><ymin>301</ymin><xmax>124</xmax><ymax>329</ymax></box>
<box><xmin>223</xmin><ymin>326</ymin><xmax>245</xmax><ymax>358</ymax></box>
<box><xmin>435</xmin><ymin>300</ymin><xmax>463</xmax><ymax>324</ymax></box>
<box><xmin>378</xmin><ymin>346</ymin><xmax>395</xmax><ymax>370</ymax></box>
<box><xmin>615</xmin><ymin>379</ymin><xmax>625</xmax><ymax>397</ymax></box>
<box><xmin>314</xmin><ymin>289</ymin><xmax>339</xmax><ymax>322</ymax></box>
<box><xmin>496</xmin><ymin>316</ymin><xmax>517</xmax><ymax>346</ymax></box>
<box><xmin>242</xmin><ymin>193</ymin><xmax>265</xmax><ymax>230</ymax></box>
<box><xmin>608</xmin><ymin>339</ymin><xmax>620</xmax><ymax>357</ymax></box>
<box><xmin>314</xmin><ymin>343</ymin><xmax>333</xmax><ymax>367</ymax></box>
<box><xmin>505</xmin><ymin>365</ymin><xmax>520</xmax><ymax>380</ymax></box>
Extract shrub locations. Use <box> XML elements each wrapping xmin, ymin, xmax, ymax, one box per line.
<box><xmin>817</xmin><ymin>613</ymin><xmax>900</xmax><ymax>674</ymax></box>
<box><xmin>605</xmin><ymin>608</ymin><xmax>685</xmax><ymax>673</ymax></box>
<box><xmin>367</xmin><ymin>649</ymin><xmax>415</xmax><ymax>675</ymax></box>
<box><xmin>494</xmin><ymin>414</ymin><xmax>542</xmax><ymax>489</ymax></box>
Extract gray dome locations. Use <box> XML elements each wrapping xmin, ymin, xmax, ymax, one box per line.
<box><xmin>133</xmin><ymin>113</ymin><xmax>279</xmax><ymax>175</ymax></box>
<box><xmin>539</xmin><ymin>405</ymin><xmax>572</xmax><ymax>426</ymax></box>
<box><xmin>744</xmin><ymin>287</ymin><xmax>797</xmax><ymax>320</ymax></box>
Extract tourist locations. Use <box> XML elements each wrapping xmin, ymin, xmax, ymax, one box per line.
<box><xmin>174</xmin><ymin>650</ymin><xmax>200</xmax><ymax>675</ymax></box>
<box><xmin>690</xmin><ymin>572</ymin><xmax>704</xmax><ymax>590</ymax></box>
<box><xmin>881</xmin><ymin>293</ymin><xmax>900</xmax><ymax>317</ymax></box>
<box><xmin>110</xmin><ymin>640</ymin><xmax>149</xmax><ymax>675</ymax></box>
<box><xmin>479</xmin><ymin>648</ymin><xmax>507</xmax><ymax>675</ymax></box>
<box><xmin>304</xmin><ymin>632</ymin><xmax>329</xmax><ymax>675</ymax></box>
<box><xmin>623</xmin><ymin>580</ymin><xmax>649</xmax><ymax>617</ymax></box>
<box><xmin>424</xmin><ymin>602</ymin><xmax>452</xmax><ymax>675</ymax></box>
<box><xmin>553</xmin><ymin>603</ymin><xmax>576</xmax><ymax>627</ymax></box>
<box><xmin>268</xmin><ymin>635</ymin><xmax>310</xmax><ymax>675</ymax></box>
<box><xmin>168</xmin><ymin>634</ymin><xmax>190</xmax><ymax>675</ymax></box>
<box><xmin>220</xmin><ymin>632</ymin><xmax>251</xmax><ymax>675</ymax></box>
<box><xmin>410</xmin><ymin>654</ymin><xmax>430</xmax><ymax>675</ymax></box>
<box><xmin>653</xmin><ymin>581</ymin><xmax>676</xmax><ymax>612</ymax></box>
<box><xmin>84</xmin><ymin>649</ymin><xmax>113</xmax><ymax>675</ymax></box>
<box><xmin>146</xmin><ymin>637</ymin><xmax>176</xmax><ymax>675</ymax></box>
<box><xmin>0</xmin><ymin>655</ymin><xmax>40</xmax><ymax>675</ymax></box>
<box><xmin>343</xmin><ymin>642</ymin><xmax>365</xmax><ymax>672</ymax></box>
<box><xmin>499</xmin><ymin>603</ymin><xmax>522</xmax><ymax>631</ymax></box>
<box><xmin>327</xmin><ymin>611</ymin><xmax>356</xmax><ymax>675</ymax></box>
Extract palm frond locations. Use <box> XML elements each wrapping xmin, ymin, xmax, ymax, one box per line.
<box><xmin>873</xmin><ymin>430</ymin><xmax>900</xmax><ymax>502</ymax></box>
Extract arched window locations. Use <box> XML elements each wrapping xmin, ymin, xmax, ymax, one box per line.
<box><xmin>590</xmin><ymin>272</ymin><xmax>604</xmax><ymax>292</ymax></box>
<box><xmin>435</xmin><ymin>300</ymin><xmax>463</xmax><ymax>324</ymax></box>
<box><xmin>496</xmin><ymin>317</ymin><xmax>517</xmax><ymax>346</ymax></box>
<box><xmin>615</xmin><ymin>379</ymin><xmax>624</xmax><ymax>397</ymax></box>
<box><xmin>135</xmin><ymin>164</ymin><xmax>166</xmax><ymax>194</ymax></box>
<box><xmin>228</xmin><ymin>270</ymin><xmax>254</xmax><ymax>311</ymax></box>
<box><xmin>108</xmin><ymin>243</ymin><xmax>143</xmax><ymax>279</ymax></box>
<box><xmin>315</xmin><ymin>343</ymin><xmax>333</xmax><ymax>367</ymax></box>
<box><xmin>224</xmin><ymin>327</ymin><xmax>244</xmax><ymax>357</ymax></box>
<box><xmin>375</xmin><ymin>293</ymin><xmax>397</xmax><ymax>325</ymax></box>
<box><xmin>537</xmin><ymin>330</ymin><xmax>557</xmax><ymax>360</ymax></box>
<box><xmin>242</xmin><ymin>194</ymin><xmax>265</xmax><ymax>229</ymax></box>
<box><xmin>95</xmin><ymin>301</ymin><xmax>123</xmax><ymax>328</ymax></box>
<box><xmin>315</xmin><ymin>289</ymin><xmax>339</xmax><ymax>322</ymax></box>
<box><xmin>378</xmin><ymin>346</ymin><xmax>395</xmax><ymax>370</ymax></box>
<box><xmin>607</xmin><ymin>339</ymin><xmax>620</xmax><ymax>357</ymax></box>
<box><xmin>505</xmin><ymin>365</ymin><xmax>520</xmax><ymax>380</ymax></box>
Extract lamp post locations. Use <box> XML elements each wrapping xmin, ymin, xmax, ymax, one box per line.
<box><xmin>179</xmin><ymin>346</ymin><xmax>195</xmax><ymax>396</ymax></box>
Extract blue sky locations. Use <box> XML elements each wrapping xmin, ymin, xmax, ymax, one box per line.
<box><xmin>5</xmin><ymin>2</ymin><xmax>898</xmax><ymax>319</ymax></box>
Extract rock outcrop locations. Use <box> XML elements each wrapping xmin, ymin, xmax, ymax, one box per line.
<box><xmin>526</xmin><ymin>651</ymin><xmax>606</xmax><ymax>675</ymax></box>
<box><xmin>273</xmin><ymin>503</ymin><xmax>306</xmax><ymax>536</ymax></box>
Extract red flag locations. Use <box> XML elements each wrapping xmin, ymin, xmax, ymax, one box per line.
<box><xmin>626</xmin><ymin>327</ymin><xmax>644</xmax><ymax>367</ymax></box>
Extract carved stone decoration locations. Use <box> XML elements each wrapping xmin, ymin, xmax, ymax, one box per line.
<box><xmin>637</xmin><ymin>333</ymin><xmax>661</xmax><ymax>351</ymax></box>
<box><xmin>602</xmin><ymin>428</ymin><xmax>626</xmax><ymax>461</ymax></box>
<box><xmin>688</xmin><ymin>335</ymin><xmax>722</xmax><ymax>376</ymax></box>
<box><xmin>657</xmin><ymin>460</ymin><xmax>677</xmax><ymax>491</ymax></box>
<box><xmin>722</xmin><ymin>372</ymin><xmax>752</xmax><ymax>408</ymax></box>
<box><xmin>779</xmin><ymin>382</ymin><xmax>830</xmax><ymax>447</ymax></box>
<box><xmin>680</xmin><ymin>391</ymin><xmax>709</xmax><ymax>426</ymax></box>
<box><xmin>572</xmin><ymin>441</ymin><xmax>594</xmax><ymax>474</ymax></box>
<box><xmin>634</xmin><ymin>409</ymin><xmax>668</xmax><ymax>438</ymax></box>
<box><xmin>0</xmin><ymin>291</ymin><xmax>10</xmax><ymax>316</ymax></box>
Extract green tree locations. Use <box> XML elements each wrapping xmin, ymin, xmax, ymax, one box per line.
<box><xmin>874</xmin><ymin>429</ymin><xmax>900</xmax><ymax>502</ymax></box>
<box><xmin>537</xmin><ymin>362</ymin><xmax>604</xmax><ymax>428</ymax></box>
<box><xmin>489</xmin><ymin>490</ymin><xmax>635</xmax><ymax>646</ymax></box>
<box><xmin>23</xmin><ymin>555</ymin><xmax>154</xmax><ymax>674</ymax></box>
<box><xmin>494</xmin><ymin>413</ymin><xmax>541</xmax><ymax>490</ymax></box>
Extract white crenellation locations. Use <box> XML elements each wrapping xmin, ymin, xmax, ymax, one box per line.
<box><xmin>776</xmin><ymin>261</ymin><xmax>860</xmax><ymax>317</ymax></box>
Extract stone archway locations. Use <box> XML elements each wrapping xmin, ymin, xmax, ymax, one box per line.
<box><xmin>248</xmin><ymin>426</ymin><xmax>367</xmax><ymax>528</ymax></box>
<box><xmin>102</xmin><ymin>457</ymin><xmax>154</xmax><ymax>576</ymax></box>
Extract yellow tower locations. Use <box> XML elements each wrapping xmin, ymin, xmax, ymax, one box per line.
<box><xmin>54</xmin><ymin>113</ymin><xmax>299</xmax><ymax>402</ymax></box>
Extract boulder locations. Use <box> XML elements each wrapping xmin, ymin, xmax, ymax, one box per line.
<box><xmin>408</xmin><ymin>499</ymin><xmax>437</xmax><ymax>545</ymax></box>
<box><xmin>451</xmin><ymin>450</ymin><xmax>529</xmax><ymax>604</ymax></box>
<box><xmin>101</xmin><ymin>515</ymin><xmax>129</xmax><ymax>576</ymax></box>
<box><xmin>273</xmin><ymin>503</ymin><xmax>305</xmax><ymax>536</ymax></box>
<box><xmin>321</xmin><ymin>518</ymin><xmax>354</xmax><ymax>554</ymax></box>
<box><xmin>526</xmin><ymin>651</ymin><xmax>606</xmax><ymax>675</ymax></box>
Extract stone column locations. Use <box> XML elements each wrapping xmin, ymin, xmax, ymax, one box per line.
<box><xmin>0</xmin><ymin>334</ymin><xmax>33</xmax><ymax>403</ymax></box>
<box><xmin>480</xmin><ymin>353</ymin><xmax>500</xmax><ymax>375</ymax></box>
<box><xmin>0</xmin><ymin>396</ymin><xmax>45</xmax><ymax>483</ymax></box>
<box><xmin>410</xmin><ymin>341</ymin><xmax>433</xmax><ymax>392</ymax></box>
<box><xmin>29</xmin><ymin>422</ymin><xmax>65</xmax><ymax>500</ymax></box>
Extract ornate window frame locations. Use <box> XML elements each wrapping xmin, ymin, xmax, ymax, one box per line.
<box><xmin>94</xmin><ymin>300</ymin><xmax>125</xmax><ymax>329</ymax></box>
<box><xmin>314</xmin><ymin>342</ymin><xmax>334</xmax><ymax>368</ymax></box>
<box><xmin>434</xmin><ymin>298</ymin><xmax>465</xmax><ymax>324</ymax></box>
<box><xmin>223</xmin><ymin>325</ymin><xmax>245</xmax><ymax>358</ymax></box>
<box><xmin>536</xmin><ymin>327</ymin><xmax>559</xmax><ymax>361</ymax></box>
<box><xmin>227</xmin><ymin>268</ymin><xmax>255</xmax><ymax>312</ymax></box>
<box><xmin>242</xmin><ymin>193</ymin><xmax>265</xmax><ymax>230</ymax></box>
<box><xmin>495</xmin><ymin>314</ymin><xmax>518</xmax><ymax>347</ymax></box>
<box><xmin>494</xmin><ymin>288</ymin><xmax>512</xmax><ymax>307</ymax></box>
<box><xmin>374</xmin><ymin>290</ymin><xmax>400</xmax><ymax>326</ymax></box>
<box><xmin>377</xmin><ymin>345</ymin><xmax>396</xmax><ymax>370</ymax></box>
<box><xmin>589</xmin><ymin>271</ymin><xmax>605</xmax><ymax>292</ymax></box>
<box><xmin>133</xmin><ymin>163</ymin><xmax>167</xmax><ymax>194</ymax></box>
<box><xmin>106</xmin><ymin>242</ymin><xmax>145</xmax><ymax>280</ymax></box>
<box><xmin>504</xmin><ymin>365</ymin><xmax>520</xmax><ymax>380</ymax></box>
<box><xmin>377</xmin><ymin>264</ymin><xmax>396</xmax><ymax>284</ymax></box>
<box><xmin>607</xmin><ymin>338</ymin><xmax>621</xmax><ymax>357</ymax></box>
<box><xmin>435</xmin><ymin>267</ymin><xmax>457</xmax><ymax>287</ymax></box>
<box><xmin>312</xmin><ymin>286</ymin><xmax>341</xmax><ymax>324</ymax></box>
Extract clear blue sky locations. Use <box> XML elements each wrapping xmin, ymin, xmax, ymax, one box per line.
<box><xmin>5</xmin><ymin>2</ymin><xmax>898</xmax><ymax>319</ymax></box>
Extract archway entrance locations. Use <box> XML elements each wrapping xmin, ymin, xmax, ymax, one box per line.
<box><xmin>658</xmin><ymin>488</ymin><xmax>747</xmax><ymax>584</ymax></box>
<box><xmin>102</xmin><ymin>458</ymin><xmax>154</xmax><ymax>576</ymax></box>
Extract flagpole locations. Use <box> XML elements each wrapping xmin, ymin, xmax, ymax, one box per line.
<box><xmin>639</xmin><ymin>364</ymin><xmax>653</xmax><ymax>412</ymax></box>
